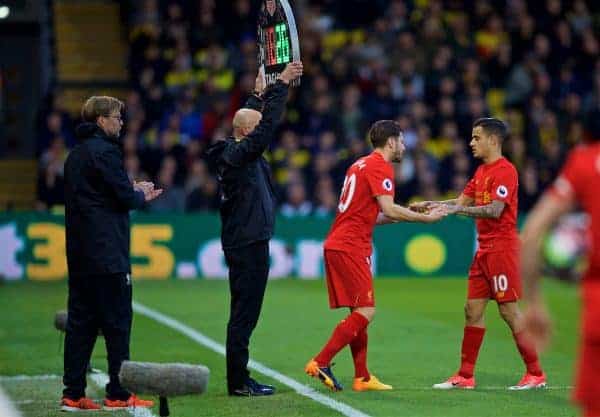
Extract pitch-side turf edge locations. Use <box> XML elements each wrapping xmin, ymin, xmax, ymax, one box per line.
<box><xmin>0</xmin><ymin>374</ymin><xmax>157</xmax><ymax>416</ymax></box>
<box><xmin>0</xmin><ymin>375</ymin><xmax>575</xmax><ymax>391</ymax></box>
<box><xmin>132</xmin><ymin>301</ymin><xmax>373</xmax><ymax>417</ymax></box>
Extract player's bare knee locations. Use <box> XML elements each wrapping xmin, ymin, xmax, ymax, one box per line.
<box><xmin>464</xmin><ymin>303</ymin><xmax>484</xmax><ymax>326</ymax></box>
<box><xmin>498</xmin><ymin>302</ymin><xmax>521</xmax><ymax>329</ymax></box>
<box><xmin>464</xmin><ymin>304</ymin><xmax>475</xmax><ymax>322</ymax></box>
<box><xmin>498</xmin><ymin>303</ymin><xmax>510</xmax><ymax>317</ymax></box>
<box><xmin>354</xmin><ymin>307</ymin><xmax>375</xmax><ymax>322</ymax></box>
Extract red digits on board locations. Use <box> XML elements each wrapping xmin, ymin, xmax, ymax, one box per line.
<box><xmin>266</xmin><ymin>27</ymin><xmax>276</xmax><ymax>65</ymax></box>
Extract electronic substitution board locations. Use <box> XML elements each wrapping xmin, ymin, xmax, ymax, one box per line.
<box><xmin>257</xmin><ymin>0</ymin><xmax>301</xmax><ymax>86</ymax></box>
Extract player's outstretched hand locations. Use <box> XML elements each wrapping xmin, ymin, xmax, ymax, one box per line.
<box><xmin>278</xmin><ymin>61</ymin><xmax>303</xmax><ymax>84</ymax></box>
<box><xmin>409</xmin><ymin>201</ymin><xmax>436</xmax><ymax>213</ymax></box>
<box><xmin>523</xmin><ymin>301</ymin><xmax>552</xmax><ymax>352</ymax></box>
<box><xmin>423</xmin><ymin>205</ymin><xmax>448</xmax><ymax>222</ymax></box>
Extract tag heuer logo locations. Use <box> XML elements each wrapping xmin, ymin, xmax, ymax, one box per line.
<box><xmin>496</xmin><ymin>185</ymin><xmax>508</xmax><ymax>198</ymax></box>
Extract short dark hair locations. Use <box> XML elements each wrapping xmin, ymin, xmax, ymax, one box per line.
<box><xmin>81</xmin><ymin>96</ymin><xmax>124</xmax><ymax>123</ymax></box>
<box><xmin>473</xmin><ymin>117</ymin><xmax>508</xmax><ymax>143</ymax></box>
<box><xmin>368</xmin><ymin>120</ymin><xmax>402</xmax><ymax>148</ymax></box>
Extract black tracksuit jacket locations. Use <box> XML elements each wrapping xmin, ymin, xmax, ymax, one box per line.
<box><xmin>64</xmin><ymin>123</ymin><xmax>145</xmax><ymax>277</ymax></box>
<box><xmin>205</xmin><ymin>81</ymin><xmax>289</xmax><ymax>249</ymax></box>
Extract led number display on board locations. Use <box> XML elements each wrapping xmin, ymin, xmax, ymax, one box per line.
<box><xmin>263</xmin><ymin>23</ymin><xmax>291</xmax><ymax>66</ymax></box>
<box><xmin>258</xmin><ymin>0</ymin><xmax>301</xmax><ymax>86</ymax></box>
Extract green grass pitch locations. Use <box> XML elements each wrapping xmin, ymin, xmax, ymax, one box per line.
<box><xmin>0</xmin><ymin>278</ymin><xmax>580</xmax><ymax>417</ymax></box>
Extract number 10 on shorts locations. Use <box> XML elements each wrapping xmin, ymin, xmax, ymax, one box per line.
<box><xmin>492</xmin><ymin>274</ymin><xmax>508</xmax><ymax>293</ymax></box>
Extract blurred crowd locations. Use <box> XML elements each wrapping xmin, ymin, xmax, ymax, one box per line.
<box><xmin>36</xmin><ymin>0</ymin><xmax>600</xmax><ymax>216</ymax></box>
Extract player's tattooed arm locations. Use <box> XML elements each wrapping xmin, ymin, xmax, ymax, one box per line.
<box><xmin>411</xmin><ymin>198</ymin><xmax>456</xmax><ymax>211</ymax></box>
<box><xmin>448</xmin><ymin>200</ymin><xmax>505</xmax><ymax>218</ymax></box>
<box><xmin>377</xmin><ymin>195</ymin><xmax>448</xmax><ymax>223</ymax></box>
<box><xmin>409</xmin><ymin>194</ymin><xmax>473</xmax><ymax>212</ymax></box>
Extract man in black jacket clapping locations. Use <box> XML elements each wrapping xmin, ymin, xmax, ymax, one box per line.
<box><xmin>61</xmin><ymin>96</ymin><xmax>161</xmax><ymax>412</ymax></box>
<box><xmin>206</xmin><ymin>61</ymin><xmax>303</xmax><ymax>396</ymax></box>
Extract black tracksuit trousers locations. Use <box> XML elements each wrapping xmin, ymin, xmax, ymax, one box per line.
<box><xmin>224</xmin><ymin>240</ymin><xmax>270</xmax><ymax>392</ymax></box>
<box><xmin>63</xmin><ymin>273</ymin><xmax>132</xmax><ymax>400</ymax></box>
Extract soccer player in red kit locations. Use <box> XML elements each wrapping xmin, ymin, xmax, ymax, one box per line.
<box><xmin>304</xmin><ymin>120</ymin><xmax>448</xmax><ymax>392</ymax></box>
<box><xmin>412</xmin><ymin>118</ymin><xmax>546</xmax><ymax>390</ymax></box>
<box><xmin>521</xmin><ymin>129</ymin><xmax>600</xmax><ymax>416</ymax></box>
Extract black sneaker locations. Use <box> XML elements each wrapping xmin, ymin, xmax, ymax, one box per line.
<box><xmin>229</xmin><ymin>377</ymin><xmax>275</xmax><ymax>396</ymax></box>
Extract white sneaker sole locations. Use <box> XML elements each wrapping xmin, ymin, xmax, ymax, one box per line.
<box><xmin>60</xmin><ymin>405</ymin><xmax>100</xmax><ymax>412</ymax></box>
<box><xmin>508</xmin><ymin>382</ymin><xmax>547</xmax><ymax>390</ymax></box>
<box><xmin>432</xmin><ymin>382</ymin><xmax>474</xmax><ymax>390</ymax></box>
<box><xmin>103</xmin><ymin>405</ymin><xmax>153</xmax><ymax>411</ymax></box>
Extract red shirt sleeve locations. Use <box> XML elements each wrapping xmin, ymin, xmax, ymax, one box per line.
<box><xmin>490</xmin><ymin>166</ymin><xmax>517</xmax><ymax>203</ymax></box>
<box><xmin>365</xmin><ymin>163</ymin><xmax>395</xmax><ymax>197</ymax></box>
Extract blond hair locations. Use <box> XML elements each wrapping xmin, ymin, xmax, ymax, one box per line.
<box><xmin>81</xmin><ymin>96</ymin><xmax>124</xmax><ymax>122</ymax></box>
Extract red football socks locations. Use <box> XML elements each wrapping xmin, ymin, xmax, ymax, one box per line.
<box><xmin>513</xmin><ymin>331</ymin><xmax>543</xmax><ymax>376</ymax></box>
<box><xmin>458</xmin><ymin>326</ymin><xmax>486</xmax><ymax>378</ymax></box>
<box><xmin>583</xmin><ymin>405</ymin><xmax>600</xmax><ymax>417</ymax></box>
<box><xmin>315</xmin><ymin>312</ymin><xmax>370</xmax><ymax>367</ymax></box>
<box><xmin>350</xmin><ymin>328</ymin><xmax>370</xmax><ymax>380</ymax></box>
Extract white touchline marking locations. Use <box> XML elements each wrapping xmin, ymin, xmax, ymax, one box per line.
<box><xmin>14</xmin><ymin>400</ymin><xmax>56</xmax><ymax>405</ymax></box>
<box><xmin>0</xmin><ymin>386</ymin><xmax>22</xmax><ymax>417</ymax></box>
<box><xmin>88</xmin><ymin>371</ymin><xmax>156</xmax><ymax>417</ymax></box>
<box><xmin>0</xmin><ymin>375</ymin><xmax>61</xmax><ymax>382</ymax></box>
<box><xmin>133</xmin><ymin>301</ymin><xmax>372</xmax><ymax>417</ymax></box>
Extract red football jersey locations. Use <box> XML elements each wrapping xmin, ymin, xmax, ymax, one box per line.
<box><xmin>324</xmin><ymin>151</ymin><xmax>395</xmax><ymax>256</ymax></box>
<box><xmin>463</xmin><ymin>157</ymin><xmax>519</xmax><ymax>251</ymax></box>
<box><xmin>550</xmin><ymin>143</ymin><xmax>600</xmax><ymax>281</ymax></box>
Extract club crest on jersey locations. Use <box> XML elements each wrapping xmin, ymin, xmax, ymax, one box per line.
<box><xmin>382</xmin><ymin>178</ymin><xmax>393</xmax><ymax>191</ymax></box>
<box><xmin>496</xmin><ymin>185</ymin><xmax>508</xmax><ymax>198</ymax></box>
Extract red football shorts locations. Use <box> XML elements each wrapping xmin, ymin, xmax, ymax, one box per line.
<box><xmin>574</xmin><ymin>281</ymin><xmax>600</xmax><ymax>409</ymax></box>
<box><xmin>324</xmin><ymin>249</ymin><xmax>374</xmax><ymax>309</ymax></box>
<box><xmin>467</xmin><ymin>249</ymin><xmax>521</xmax><ymax>303</ymax></box>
